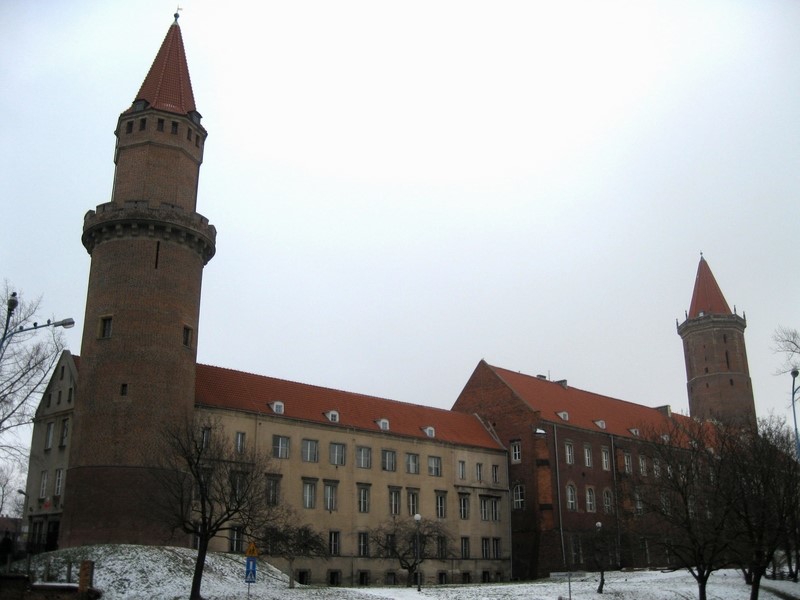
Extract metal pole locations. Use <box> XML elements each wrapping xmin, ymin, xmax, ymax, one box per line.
<box><xmin>791</xmin><ymin>369</ymin><xmax>800</xmax><ymax>460</ymax></box>
<box><xmin>415</xmin><ymin>514</ymin><xmax>421</xmax><ymax>592</ymax></box>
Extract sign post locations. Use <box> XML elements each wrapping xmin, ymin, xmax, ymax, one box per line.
<box><xmin>245</xmin><ymin>543</ymin><xmax>258</xmax><ymax>597</ymax></box>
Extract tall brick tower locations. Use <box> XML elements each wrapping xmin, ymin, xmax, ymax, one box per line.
<box><xmin>677</xmin><ymin>256</ymin><xmax>756</xmax><ymax>429</ymax></box>
<box><xmin>61</xmin><ymin>14</ymin><xmax>215</xmax><ymax>546</ymax></box>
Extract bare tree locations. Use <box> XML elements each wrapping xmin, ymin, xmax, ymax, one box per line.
<box><xmin>0</xmin><ymin>285</ymin><xmax>68</xmax><ymax>462</ymax></box>
<box><xmin>370</xmin><ymin>516</ymin><xmax>453</xmax><ymax>587</ymax></box>
<box><xmin>151</xmin><ymin>417</ymin><xmax>277</xmax><ymax>600</ymax></box>
<box><xmin>632</xmin><ymin>418</ymin><xmax>738</xmax><ymax>600</ymax></box>
<box><xmin>257</xmin><ymin>519</ymin><xmax>328</xmax><ymax>588</ymax></box>
<box><xmin>773</xmin><ymin>326</ymin><xmax>800</xmax><ymax>374</ymax></box>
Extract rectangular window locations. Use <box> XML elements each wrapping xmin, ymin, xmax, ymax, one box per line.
<box><xmin>266</xmin><ymin>475</ymin><xmax>281</xmax><ymax>505</ymax></box>
<box><xmin>182</xmin><ymin>326</ymin><xmax>193</xmax><ymax>347</ymax></box>
<box><xmin>436</xmin><ymin>491</ymin><xmax>447</xmax><ymax>518</ymax></box>
<box><xmin>324</xmin><ymin>482</ymin><xmax>338</xmax><ymax>512</ymax></box>
<box><xmin>235</xmin><ymin>432</ymin><xmax>246</xmax><ymax>453</ymax></box>
<box><xmin>584</xmin><ymin>445</ymin><xmax>593</xmax><ymax>468</ymax></box>
<box><xmin>601</xmin><ymin>447</ymin><xmax>611</xmax><ymax>471</ymax></box>
<box><xmin>157</xmin><ymin>118</ymin><xmax>165</xmax><ymax>131</ymax></box>
<box><xmin>428</xmin><ymin>456</ymin><xmax>442</xmax><ymax>477</ymax></box>
<box><xmin>381</xmin><ymin>449</ymin><xmax>396</xmax><ymax>472</ymax></box>
<box><xmin>303</xmin><ymin>480</ymin><xmax>316</xmax><ymax>509</ymax></box>
<box><xmin>480</xmin><ymin>496</ymin><xmax>500</xmax><ymax>521</ymax></box>
<box><xmin>302</xmin><ymin>439</ymin><xmax>319</xmax><ymax>462</ymax></box>
<box><xmin>329</xmin><ymin>531</ymin><xmax>340</xmax><ymax>556</ymax></box>
<box><xmin>491</xmin><ymin>464</ymin><xmax>499</xmax><ymax>483</ymax></box>
<box><xmin>389</xmin><ymin>487</ymin><xmax>401</xmax><ymax>515</ymax></box>
<box><xmin>54</xmin><ymin>468</ymin><xmax>64</xmax><ymax>496</ymax></box>
<box><xmin>358</xmin><ymin>485</ymin><xmax>371</xmax><ymax>513</ymax></box>
<box><xmin>639</xmin><ymin>456</ymin><xmax>648</xmax><ymax>476</ymax></box>
<box><xmin>406</xmin><ymin>453</ymin><xmax>420</xmax><ymax>474</ymax></box>
<box><xmin>39</xmin><ymin>471</ymin><xmax>48</xmax><ymax>499</ymax></box>
<box><xmin>358</xmin><ymin>532</ymin><xmax>369</xmax><ymax>557</ymax></box>
<box><xmin>437</xmin><ymin>536</ymin><xmax>448</xmax><ymax>559</ymax></box>
<box><xmin>603</xmin><ymin>489</ymin><xmax>614</xmax><ymax>514</ymax></box>
<box><xmin>653</xmin><ymin>458</ymin><xmax>661</xmax><ymax>478</ymax></box>
<box><xmin>230</xmin><ymin>526</ymin><xmax>244</xmax><ymax>553</ymax></box>
<box><xmin>201</xmin><ymin>427</ymin><xmax>211</xmax><ymax>449</ymax></box>
<box><xmin>565</xmin><ymin>442</ymin><xmax>574</xmax><ymax>465</ymax></box>
<box><xmin>100</xmin><ymin>316</ymin><xmax>112</xmax><ymax>338</ymax></box>
<box><xmin>329</xmin><ymin>442</ymin><xmax>346</xmax><ymax>466</ymax></box>
<box><xmin>512</xmin><ymin>484</ymin><xmax>525</xmax><ymax>509</ymax></box>
<box><xmin>460</xmin><ymin>537</ymin><xmax>470</xmax><ymax>559</ymax></box>
<box><xmin>459</xmin><ymin>494</ymin><xmax>470</xmax><ymax>519</ymax></box>
<box><xmin>273</xmin><ymin>435</ymin><xmax>290</xmax><ymax>459</ymax></box>
<box><xmin>510</xmin><ymin>440</ymin><xmax>522</xmax><ymax>463</ymax></box>
<box><xmin>481</xmin><ymin>537</ymin><xmax>490</xmax><ymax>559</ymax></box>
<box><xmin>407</xmin><ymin>489</ymin><xmax>419</xmax><ymax>516</ymax></box>
<box><xmin>476</xmin><ymin>463</ymin><xmax>483</xmax><ymax>482</ymax></box>
<box><xmin>624</xmin><ymin>452</ymin><xmax>633</xmax><ymax>474</ymax></box>
<box><xmin>171</xmin><ymin>120</ymin><xmax>179</xmax><ymax>134</ymax></box>
<box><xmin>492</xmin><ymin>538</ymin><xmax>501</xmax><ymax>559</ymax></box>
<box><xmin>44</xmin><ymin>423</ymin><xmax>54</xmax><ymax>450</ymax></box>
<box><xmin>356</xmin><ymin>446</ymin><xmax>372</xmax><ymax>468</ymax></box>
<box><xmin>139</xmin><ymin>117</ymin><xmax>147</xmax><ymax>131</ymax></box>
<box><xmin>458</xmin><ymin>460</ymin><xmax>466</xmax><ymax>480</ymax></box>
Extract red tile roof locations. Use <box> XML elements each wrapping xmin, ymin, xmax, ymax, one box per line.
<box><xmin>195</xmin><ymin>364</ymin><xmax>504</xmax><ymax>451</ymax></box>
<box><xmin>688</xmin><ymin>256</ymin><xmax>731</xmax><ymax>318</ymax></box>
<box><xmin>486</xmin><ymin>362</ymin><xmax>686</xmax><ymax>439</ymax></box>
<box><xmin>132</xmin><ymin>17</ymin><xmax>197</xmax><ymax>115</ymax></box>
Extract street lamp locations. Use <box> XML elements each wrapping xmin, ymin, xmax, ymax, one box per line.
<box><xmin>791</xmin><ymin>369</ymin><xmax>800</xmax><ymax>460</ymax></box>
<box><xmin>0</xmin><ymin>292</ymin><xmax>75</xmax><ymax>361</ymax></box>
<box><xmin>414</xmin><ymin>513</ymin><xmax>422</xmax><ymax>591</ymax></box>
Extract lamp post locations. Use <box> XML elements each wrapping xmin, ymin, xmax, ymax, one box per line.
<box><xmin>0</xmin><ymin>292</ymin><xmax>75</xmax><ymax>361</ymax></box>
<box><xmin>595</xmin><ymin>521</ymin><xmax>605</xmax><ymax>593</ymax></box>
<box><xmin>414</xmin><ymin>513</ymin><xmax>422</xmax><ymax>591</ymax></box>
<box><xmin>791</xmin><ymin>369</ymin><xmax>800</xmax><ymax>460</ymax></box>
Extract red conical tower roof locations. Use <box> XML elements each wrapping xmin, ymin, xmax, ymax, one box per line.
<box><xmin>132</xmin><ymin>14</ymin><xmax>197</xmax><ymax>116</ymax></box>
<box><xmin>688</xmin><ymin>255</ymin><xmax>731</xmax><ymax>318</ymax></box>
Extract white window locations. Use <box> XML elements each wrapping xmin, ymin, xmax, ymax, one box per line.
<box><xmin>459</xmin><ymin>493</ymin><xmax>470</xmax><ymax>519</ymax></box>
<box><xmin>302</xmin><ymin>439</ymin><xmax>319</xmax><ymax>462</ymax></box>
<box><xmin>230</xmin><ymin>526</ymin><xmax>244</xmax><ymax>553</ymax></box>
<box><xmin>565</xmin><ymin>442</ymin><xmax>575</xmax><ymax>465</ymax></box>
<box><xmin>436</xmin><ymin>492</ymin><xmax>446</xmax><ymax>518</ymax></box>
<box><xmin>329</xmin><ymin>531</ymin><xmax>340</xmax><ymax>555</ymax></box>
<box><xmin>481</xmin><ymin>537</ymin><xmax>491</xmax><ymax>559</ymax></box>
<box><xmin>428</xmin><ymin>456</ymin><xmax>442</xmax><ymax>477</ymax></box>
<box><xmin>329</xmin><ymin>442</ymin><xmax>346</xmax><ymax>466</ymax></box>
<box><xmin>457</xmin><ymin>460</ymin><xmax>466</xmax><ymax>480</ymax></box>
<box><xmin>235</xmin><ymin>431</ymin><xmax>246</xmax><ymax>453</ymax></box>
<box><xmin>566</xmin><ymin>484</ymin><xmax>577</xmax><ymax>511</ymax></box>
<box><xmin>358</xmin><ymin>486</ymin><xmax>370</xmax><ymax>513</ymax></box>
<box><xmin>356</xmin><ymin>446</ymin><xmax>372</xmax><ymax>468</ymax></box>
<box><xmin>377</xmin><ymin>418</ymin><xmax>390</xmax><ymax>431</ymax></box>
<box><xmin>201</xmin><ymin>427</ymin><xmax>210</xmax><ymax>449</ymax></box>
<box><xmin>586</xmin><ymin>487</ymin><xmax>596</xmax><ymax>512</ymax></box>
<box><xmin>480</xmin><ymin>496</ymin><xmax>500</xmax><ymax>521</ymax></box>
<box><xmin>601</xmin><ymin>447</ymin><xmax>610</xmax><ymax>471</ymax></box>
<box><xmin>461</xmin><ymin>537</ymin><xmax>470</xmax><ymax>559</ymax></box>
<box><xmin>266</xmin><ymin>476</ymin><xmax>281</xmax><ymax>505</ymax></box>
<box><xmin>423</xmin><ymin>426</ymin><xmax>435</xmax><ymax>438</ymax></box>
<box><xmin>510</xmin><ymin>440</ymin><xmax>522</xmax><ymax>463</ymax></box>
<box><xmin>59</xmin><ymin>419</ymin><xmax>69</xmax><ymax>447</ymax></box>
<box><xmin>326</xmin><ymin>410</ymin><xmax>339</xmax><ymax>423</ymax></box>
<box><xmin>512</xmin><ymin>484</ymin><xmax>525</xmax><ymax>510</ymax></box>
<box><xmin>624</xmin><ymin>452</ymin><xmax>632</xmax><ymax>474</ymax></box>
<box><xmin>406</xmin><ymin>453</ymin><xmax>420</xmax><ymax>474</ymax></box>
<box><xmin>273</xmin><ymin>435</ymin><xmax>290</xmax><ymax>459</ymax></box>
<box><xmin>491</xmin><ymin>464</ymin><xmax>499</xmax><ymax>483</ymax></box>
<box><xmin>358</xmin><ymin>532</ymin><xmax>369</xmax><ymax>557</ymax></box>
<box><xmin>44</xmin><ymin>423</ymin><xmax>54</xmax><ymax>450</ymax></box>
<box><xmin>270</xmin><ymin>401</ymin><xmax>284</xmax><ymax>414</ymax></box>
<box><xmin>639</xmin><ymin>456</ymin><xmax>648</xmax><ymax>476</ymax></box>
<box><xmin>303</xmin><ymin>480</ymin><xmax>316</xmax><ymax>509</ymax></box>
<box><xmin>584</xmin><ymin>445</ymin><xmax>592</xmax><ymax>468</ymax></box>
<box><xmin>54</xmin><ymin>469</ymin><xmax>64</xmax><ymax>496</ymax></box>
<box><xmin>324</xmin><ymin>482</ymin><xmax>337</xmax><ymax>511</ymax></box>
<box><xmin>389</xmin><ymin>488</ymin><xmax>401</xmax><ymax>515</ymax></box>
<box><xmin>407</xmin><ymin>489</ymin><xmax>419</xmax><ymax>515</ymax></box>
<box><xmin>603</xmin><ymin>489</ymin><xmax>614</xmax><ymax>514</ymax></box>
<box><xmin>382</xmin><ymin>449</ymin><xmax>396</xmax><ymax>471</ymax></box>
<box><xmin>476</xmin><ymin>463</ymin><xmax>483</xmax><ymax>482</ymax></box>
<box><xmin>653</xmin><ymin>458</ymin><xmax>661</xmax><ymax>478</ymax></box>
<box><xmin>39</xmin><ymin>471</ymin><xmax>48</xmax><ymax>499</ymax></box>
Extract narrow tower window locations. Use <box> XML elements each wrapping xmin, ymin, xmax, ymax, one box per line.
<box><xmin>125</xmin><ymin>121</ymin><xmax>134</xmax><ymax>134</ymax></box>
<box><xmin>157</xmin><ymin>118</ymin><xmax>165</xmax><ymax>131</ymax></box>
<box><xmin>183</xmin><ymin>326</ymin><xmax>193</xmax><ymax>348</ymax></box>
<box><xmin>171</xmin><ymin>121</ymin><xmax>179</xmax><ymax>134</ymax></box>
<box><xmin>154</xmin><ymin>241</ymin><xmax>160</xmax><ymax>269</ymax></box>
<box><xmin>120</xmin><ymin>383</ymin><xmax>128</xmax><ymax>396</ymax></box>
<box><xmin>99</xmin><ymin>316</ymin><xmax>113</xmax><ymax>339</ymax></box>
<box><xmin>139</xmin><ymin>118</ymin><xmax>147</xmax><ymax>131</ymax></box>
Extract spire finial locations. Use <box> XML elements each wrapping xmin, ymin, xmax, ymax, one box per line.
<box><xmin>174</xmin><ymin>5</ymin><xmax>182</xmax><ymax>24</ymax></box>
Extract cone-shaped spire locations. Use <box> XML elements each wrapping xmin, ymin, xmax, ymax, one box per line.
<box><xmin>688</xmin><ymin>255</ymin><xmax>731</xmax><ymax>318</ymax></box>
<box><xmin>132</xmin><ymin>14</ymin><xmax>197</xmax><ymax>116</ymax></box>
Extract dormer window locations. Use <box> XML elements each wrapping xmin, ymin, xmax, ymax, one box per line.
<box><xmin>423</xmin><ymin>426</ymin><xmax>435</xmax><ymax>438</ymax></box>
<box><xmin>377</xmin><ymin>418</ymin><xmax>390</xmax><ymax>431</ymax></box>
<box><xmin>556</xmin><ymin>411</ymin><xmax>569</xmax><ymax>422</ymax></box>
<box><xmin>629</xmin><ymin>428</ymin><xmax>640</xmax><ymax>437</ymax></box>
<box><xmin>269</xmin><ymin>401</ymin><xmax>284</xmax><ymax>415</ymax></box>
<box><xmin>133</xmin><ymin>99</ymin><xmax>147</xmax><ymax>112</ymax></box>
<box><xmin>594</xmin><ymin>420</ymin><xmax>606</xmax><ymax>430</ymax></box>
<box><xmin>326</xmin><ymin>410</ymin><xmax>340</xmax><ymax>423</ymax></box>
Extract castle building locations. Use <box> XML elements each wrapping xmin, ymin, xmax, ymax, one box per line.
<box><xmin>21</xmin><ymin>15</ymin><xmax>757</xmax><ymax>586</ymax></box>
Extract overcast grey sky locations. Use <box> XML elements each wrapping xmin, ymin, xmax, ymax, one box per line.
<box><xmin>2</xmin><ymin>1</ymin><xmax>799</xmax><ymax>428</ymax></box>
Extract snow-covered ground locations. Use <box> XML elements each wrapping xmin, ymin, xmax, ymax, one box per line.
<box><xmin>15</xmin><ymin>545</ymin><xmax>800</xmax><ymax>600</ymax></box>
